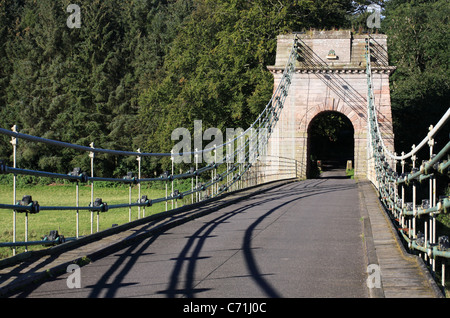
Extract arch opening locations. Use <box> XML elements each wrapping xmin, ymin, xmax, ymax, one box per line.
<box><xmin>306</xmin><ymin>111</ymin><xmax>354</xmax><ymax>178</ymax></box>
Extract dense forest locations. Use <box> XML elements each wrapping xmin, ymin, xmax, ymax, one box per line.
<box><xmin>0</xmin><ymin>0</ymin><xmax>448</xmax><ymax>177</ymax></box>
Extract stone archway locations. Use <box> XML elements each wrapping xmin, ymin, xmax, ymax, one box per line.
<box><xmin>306</xmin><ymin>110</ymin><xmax>354</xmax><ymax>178</ymax></box>
<box><xmin>266</xmin><ymin>30</ymin><xmax>395</xmax><ymax>181</ymax></box>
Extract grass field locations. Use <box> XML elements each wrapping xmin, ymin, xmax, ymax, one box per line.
<box><xmin>0</xmin><ymin>182</ymin><xmax>171</xmax><ymax>258</ymax></box>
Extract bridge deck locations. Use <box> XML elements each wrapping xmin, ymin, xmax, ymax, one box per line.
<box><xmin>0</xmin><ymin>172</ymin><xmax>441</xmax><ymax>298</ymax></box>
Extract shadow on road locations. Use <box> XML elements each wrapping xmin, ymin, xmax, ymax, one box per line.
<box><xmin>158</xmin><ymin>179</ymin><xmax>356</xmax><ymax>298</ymax></box>
<box><xmin>10</xmin><ymin>178</ymin><xmax>357</xmax><ymax>298</ymax></box>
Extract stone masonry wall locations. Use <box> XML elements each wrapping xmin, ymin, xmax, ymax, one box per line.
<box><xmin>264</xmin><ymin>31</ymin><xmax>395</xmax><ymax>181</ymax></box>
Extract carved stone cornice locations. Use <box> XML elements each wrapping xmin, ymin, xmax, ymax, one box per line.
<box><xmin>267</xmin><ymin>65</ymin><xmax>396</xmax><ymax>75</ymax></box>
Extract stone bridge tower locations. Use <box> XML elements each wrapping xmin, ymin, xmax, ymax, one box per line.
<box><xmin>265</xmin><ymin>30</ymin><xmax>395</xmax><ymax>181</ymax></box>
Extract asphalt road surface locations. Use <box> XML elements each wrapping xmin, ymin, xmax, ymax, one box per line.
<box><xmin>11</xmin><ymin>170</ymin><xmax>369</xmax><ymax>298</ymax></box>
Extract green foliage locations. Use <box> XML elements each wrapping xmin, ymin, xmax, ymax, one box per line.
<box><xmin>382</xmin><ymin>0</ymin><xmax>450</xmax><ymax>155</ymax></box>
<box><xmin>0</xmin><ymin>0</ymin><xmax>194</xmax><ymax>178</ymax></box>
<box><xmin>346</xmin><ymin>168</ymin><xmax>354</xmax><ymax>179</ymax></box>
<box><xmin>309</xmin><ymin>112</ymin><xmax>351</xmax><ymax>142</ymax></box>
<box><xmin>138</xmin><ymin>0</ymin><xmax>358</xmax><ymax>171</ymax></box>
<box><xmin>3</xmin><ymin>0</ymin><xmax>446</xmax><ymax>182</ymax></box>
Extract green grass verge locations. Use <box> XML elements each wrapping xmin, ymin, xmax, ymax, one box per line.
<box><xmin>346</xmin><ymin>168</ymin><xmax>354</xmax><ymax>179</ymax></box>
<box><xmin>0</xmin><ymin>183</ymin><xmax>172</xmax><ymax>259</ymax></box>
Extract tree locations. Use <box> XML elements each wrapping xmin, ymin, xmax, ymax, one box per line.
<box><xmin>138</xmin><ymin>0</ymin><xmax>357</xmax><ymax>171</ymax></box>
<box><xmin>0</xmin><ymin>0</ymin><xmax>23</xmax><ymax>157</ymax></box>
<box><xmin>0</xmin><ymin>0</ymin><xmax>194</xmax><ymax>177</ymax></box>
<box><xmin>382</xmin><ymin>0</ymin><xmax>450</xmax><ymax>155</ymax></box>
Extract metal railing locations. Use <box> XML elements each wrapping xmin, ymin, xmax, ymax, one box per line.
<box><xmin>0</xmin><ymin>36</ymin><xmax>301</xmax><ymax>257</ymax></box>
<box><xmin>365</xmin><ymin>35</ymin><xmax>450</xmax><ymax>291</ymax></box>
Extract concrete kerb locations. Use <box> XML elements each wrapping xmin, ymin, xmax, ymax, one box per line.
<box><xmin>357</xmin><ymin>178</ymin><xmax>385</xmax><ymax>298</ymax></box>
<box><xmin>357</xmin><ymin>178</ymin><xmax>444</xmax><ymax>298</ymax></box>
<box><xmin>0</xmin><ymin>178</ymin><xmax>298</xmax><ymax>297</ymax></box>
<box><xmin>369</xmin><ymin>182</ymin><xmax>445</xmax><ymax>299</ymax></box>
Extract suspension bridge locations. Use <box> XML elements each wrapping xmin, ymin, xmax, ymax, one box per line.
<box><xmin>0</xmin><ymin>31</ymin><xmax>448</xmax><ymax>299</ymax></box>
